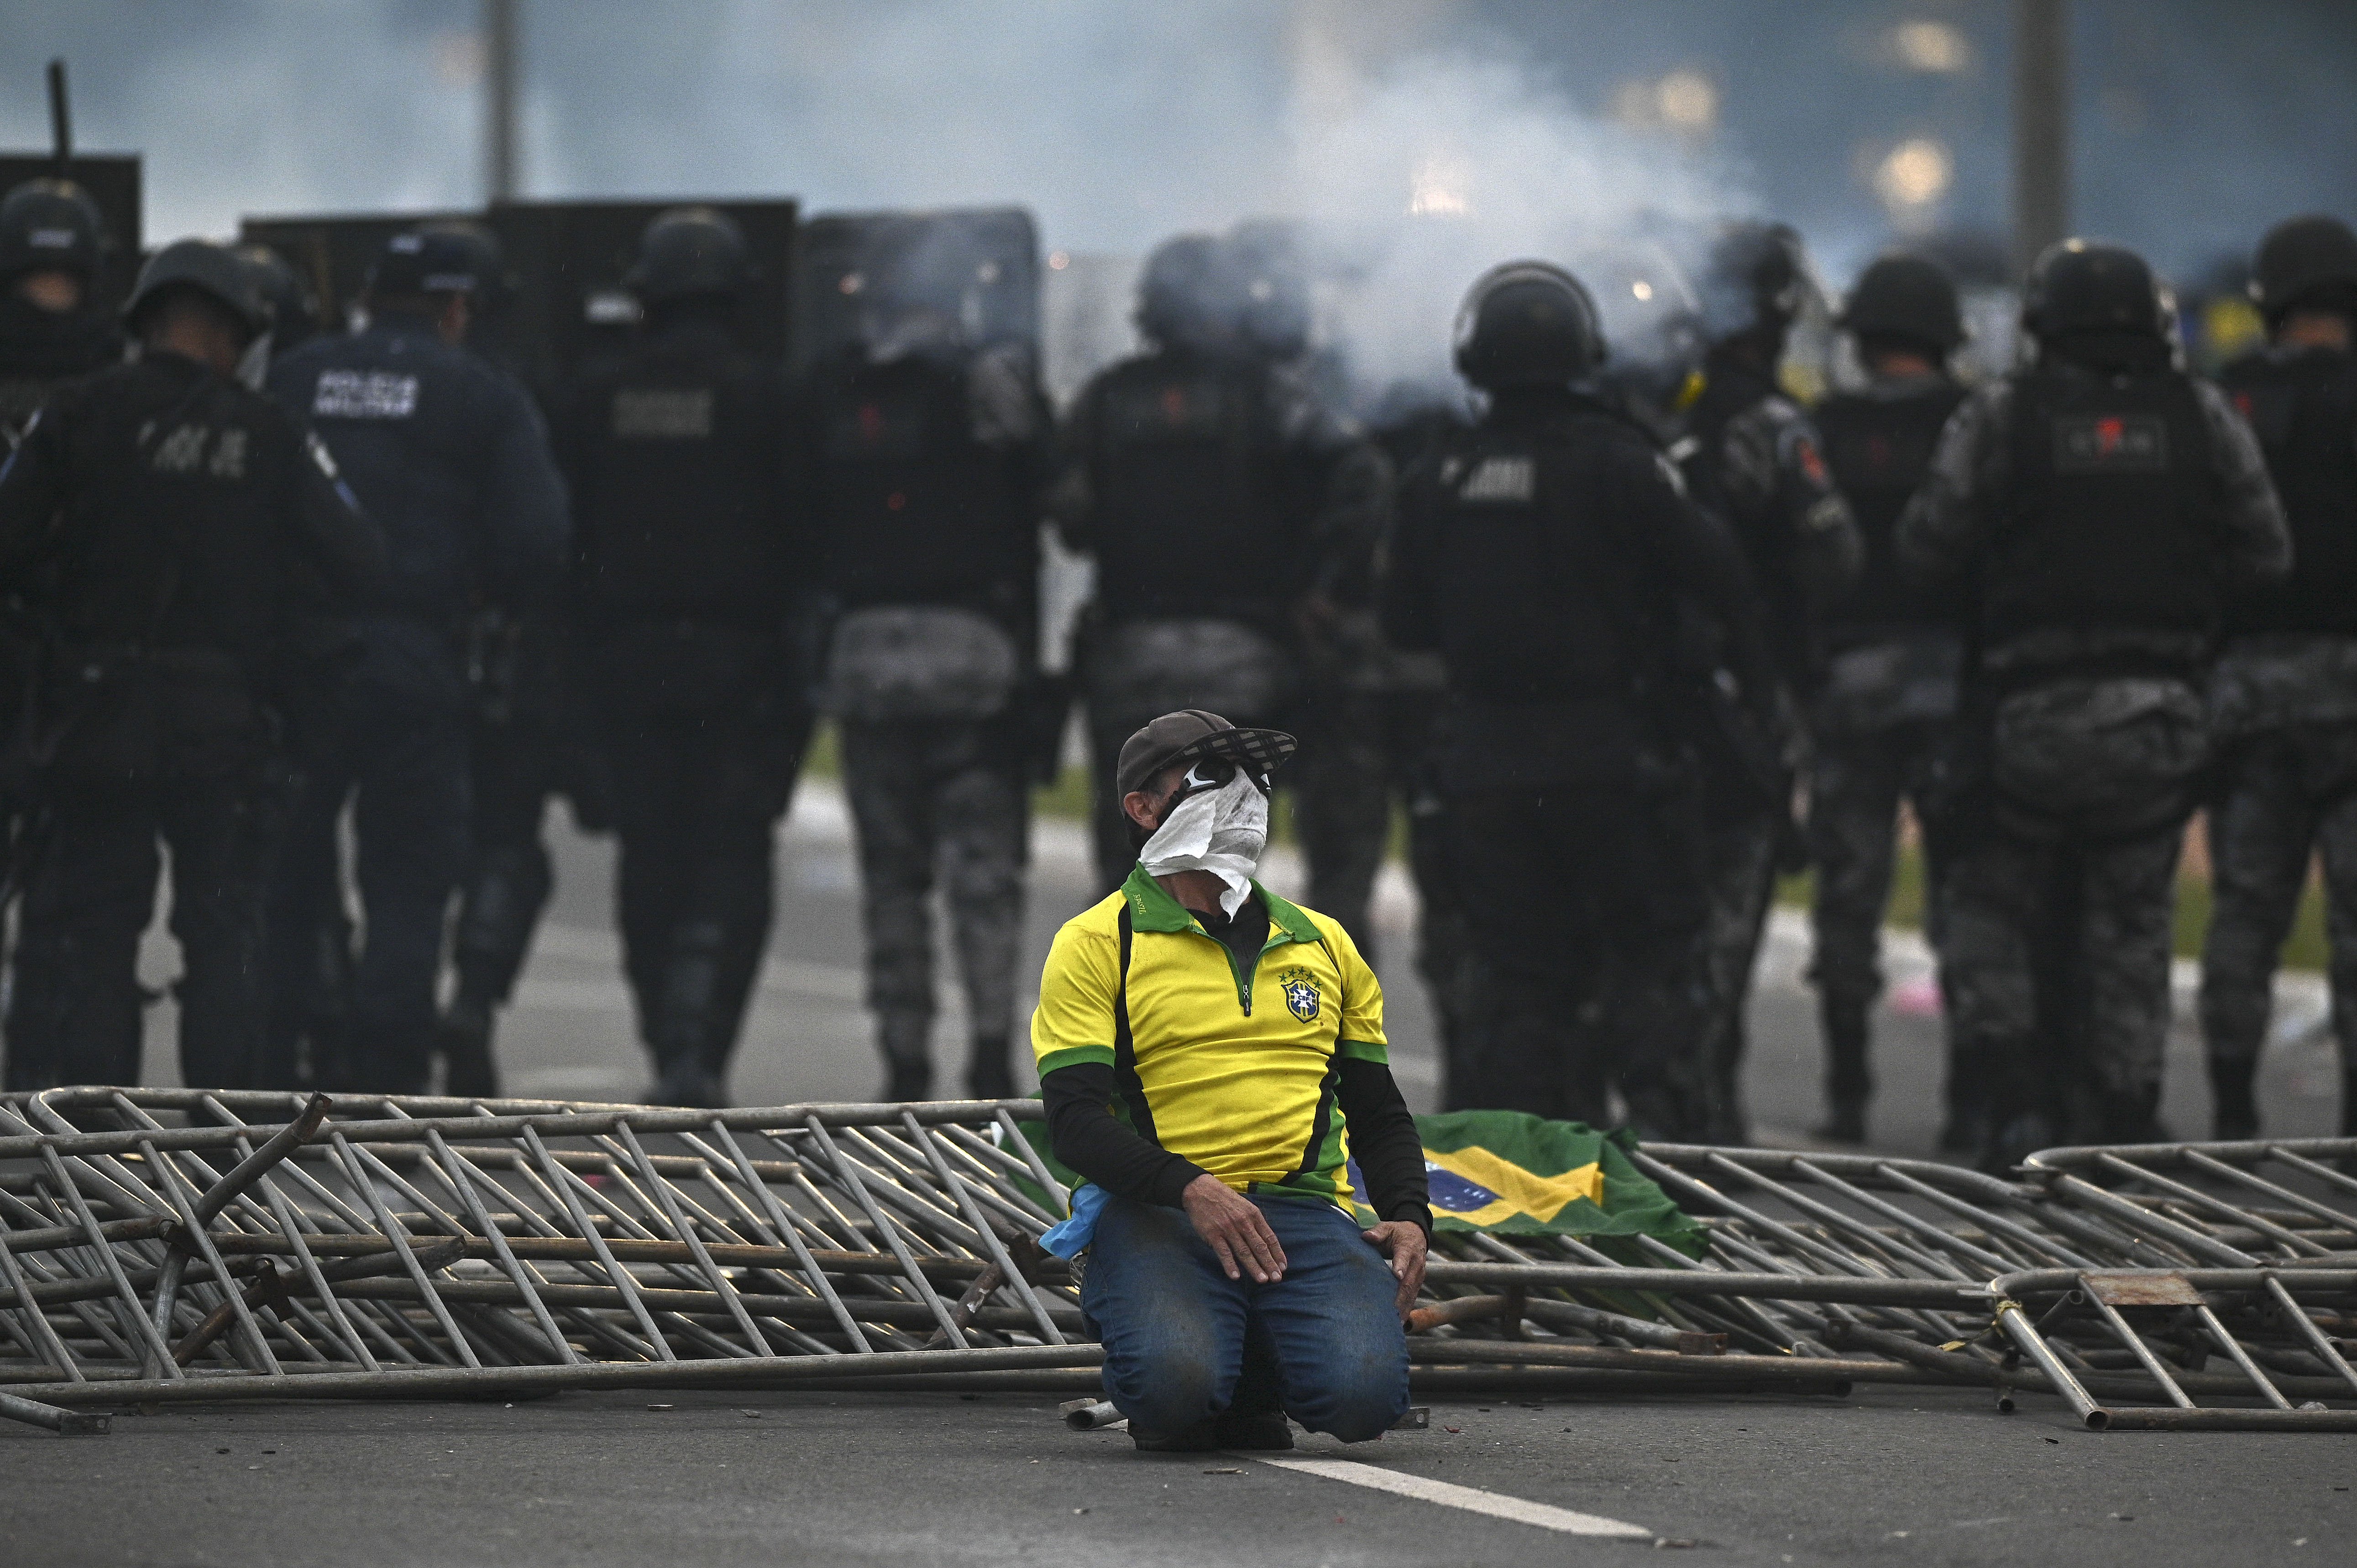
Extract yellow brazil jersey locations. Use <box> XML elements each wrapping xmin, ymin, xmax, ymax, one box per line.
<box><xmin>1030</xmin><ymin>866</ymin><xmax>1387</xmax><ymax>1207</ymax></box>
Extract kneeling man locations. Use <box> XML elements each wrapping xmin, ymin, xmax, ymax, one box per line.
<box><xmin>1033</xmin><ymin>710</ymin><xmax>1430</xmax><ymax>1450</ymax></box>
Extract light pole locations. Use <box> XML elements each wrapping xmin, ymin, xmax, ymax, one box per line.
<box><xmin>2011</xmin><ymin>0</ymin><xmax>2069</xmax><ymax>278</ymax></box>
<box><xmin>484</xmin><ymin>0</ymin><xmax>519</xmax><ymax>204</ymax></box>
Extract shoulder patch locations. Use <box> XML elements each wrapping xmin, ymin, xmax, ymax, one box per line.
<box><xmin>313</xmin><ymin>369</ymin><xmax>419</xmax><ymax>420</ymax></box>
<box><xmin>611</xmin><ymin>387</ymin><xmax>714</xmax><ymax>440</ymax></box>
<box><xmin>2052</xmin><ymin>413</ymin><xmax>2168</xmax><ymax>473</ymax></box>
<box><xmin>1457</xmin><ymin>454</ymin><xmax>1535</xmax><ymax>504</ymax></box>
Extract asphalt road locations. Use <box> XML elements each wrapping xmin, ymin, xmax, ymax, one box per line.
<box><xmin>57</xmin><ymin>779</ymin><xmax>2347</xmax><ymax>1567</ymax></box>
<box><xmin>7</xmin><ymin>1387</ymin><xmax>2348</xmax><ymax>1567</ymax></box>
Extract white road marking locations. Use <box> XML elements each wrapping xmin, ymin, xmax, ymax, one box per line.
<box><xmin>1242</xmin><ymin>1453</ymin><xmax>1653</xmax><ymax>1539</ymax></box>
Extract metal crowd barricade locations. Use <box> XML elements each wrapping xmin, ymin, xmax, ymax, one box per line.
<box><xmin>2</xmin><ymin>1091</ymin><xmax>2353</xmax><ymax>1436</ymax></box>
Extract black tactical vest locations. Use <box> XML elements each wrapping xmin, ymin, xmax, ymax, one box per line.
<box><xmin>1086</xmin><ymin>350</ymin><xmax>1306</xmax><ymax>627</ymax></box>
<box><xmin>813</xmin><ymin>354</ymin><xmax>1033</xmax><ymax>618</ymax></box>
<box><xmin>2219</xmin><ymin>347</ymin><xmax>2357</xmax><ymax>638</ymax></box>
<box><xmin>1815</xmin><ymin>379</ymin><xmax>1965</xmax><ymax>644</ymax></box>
<box><xmin>570</xmin><ymin>324</ymin><xmax>792</xmax><ymax>628</ymax></box>
<box><xmin>1424</xmin><ymin>409</ymin><xmax>1660</xmax><ymax>705</ymax></box>
<box><xmin>1980</xmin><ymin>363</ymin><xmax>2218</xmax><ymax>675</ymax></box>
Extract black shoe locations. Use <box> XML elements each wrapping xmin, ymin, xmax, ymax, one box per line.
<box><xmin>1211</xmin><ymin>1411</ymin><xmax>1293</xmax><ymax>1450</ymax></box>
<box><xmin>965</xmin><ymin>1049</ymin><xmax>1015</xmax><ymax>1102</ymax></box>
<box><xmin>2210</xmin><ymin>1057</ymin><xmax>2260</xmax><ymax>1141</ymax></box>
<box><xmin>651</xmin><ymin>1061</ymin><xmax>726</xmax><ymax>1108</ymax></box>
<box><xmin>1129</xmin><ymin>1421</ymin><xmax>1219</xmax><ymax>1453</ymax></box>
<box><xmin>436</xmin><ymin>999</ymin><xmax>499</xmax><ymax>1100</ymax></box>
<box><xmin>884</xmin><ymin>1061</ymin><xmax>934</xmax><ymax>1103</ymax></box>
<box><xmin>1936</xmin><ymin>1110</ymin><xmax>1985</xmax><ymax>1155</ymax></box>
<box><xmin>1813</xmin><ymin>1098</ymin><xmax>1866</xmax><ymax>1145</ymax></box>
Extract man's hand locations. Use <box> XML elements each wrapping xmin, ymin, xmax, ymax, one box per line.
<box><xmin>1362</xmin><ymin>1221</ymin><xmax>1429</xmax><ymax>1319</ymax></box>
<box><xmin>1182</xmin><ymin>1174</ymin><xmax>1287</xmax><ymax>1283</ymax></box>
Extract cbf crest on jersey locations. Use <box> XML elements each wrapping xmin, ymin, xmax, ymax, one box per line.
<box><xmin>1277</xmin><ymin>966</ymin><xmax>1321</xmax><ymax>1023</ymax></box>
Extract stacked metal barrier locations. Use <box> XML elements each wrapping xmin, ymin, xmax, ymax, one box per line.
<box><xmin>1</xmin><ymin>1089</ymin><xmax>2352</xmax><ymax>1436</ymax></box>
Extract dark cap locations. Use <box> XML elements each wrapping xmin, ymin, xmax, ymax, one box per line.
<box><xmin>368</xmin><ymin>229</ymin><xmax>482</xmax><ymax>298</ymax></box>
<box><xmin>1116</xmin><ymin>710</ymin><xmax>1297</xmax><ymax>799</ymax></box>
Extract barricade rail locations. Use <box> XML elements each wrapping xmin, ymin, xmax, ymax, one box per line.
<box><xmin>0</xmin><ymin>1090</ymin><xmax>2349</xmax><ymax>1435</ymax></box>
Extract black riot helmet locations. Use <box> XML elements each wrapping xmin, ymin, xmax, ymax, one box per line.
<box><xmin>1699</xmin><ymin>220</ymin><xmax>1811</xmax><ymax>345</ymax></box>
<box><xmin>1136</xmin><ymin>234</ymin><xmax>1229</xmax><ymax>352</ymax></box>
<box><xmin>1838</xmin><ymin>252</ymin><xmax>1964</xmax><ymax>355</ymax></box>
<box><xmin>1225</xmin><ymin>221</ymin><xmax>1313</xmax><ymax>361</ymax></box>
<box><xmin>236</xmin><ymin>243</ymin><xmax>322</xmax><ymax>352</ymax></box>
<box><xmin>1451</xmin><ymin>261</ymin><xmax>1606</xmax><ymax>392</ymax></box>
<box><xmin>367</xmin><ymin>228</ymin><xmax>483</xmax><ymax>301</ymax></box>
<box><xmin>424</xmin><ymin>219</ymin><xmax>513</xmax><ymax>310</ymax></box>
<box><xmin>626</xmin><ymin>206</ymin><xmax>753</xmax><ymax>305</ymax></box>
<box><xmin>2249</xmin><ymin>214</ymin><xmax>2357</xmax><ymax>325</ymax></box>
<box><xmin>0</xmin><ymin>177</ymin><xmax>105</xmax><ymax>286</ymax></box>
<box><xmin>124</xmin><ymin>238</ymin><xmax>269</xmax><ymax>344</ymax></box>
<box><xmin>2020</xmin><ymin>239</ymin><xmax>2167</xmax><ymax>342</ymax></box>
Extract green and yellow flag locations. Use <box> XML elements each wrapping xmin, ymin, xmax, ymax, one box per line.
<box><xmin>1376</xmin><ymin>1110</ymin><xmax>1704</xmax><ymax>1256</ymax></box>
<box><xmin>1016</xmin><ymin>1109</ymin><xmax>1703</xmax><ymax>1258</ymax></box>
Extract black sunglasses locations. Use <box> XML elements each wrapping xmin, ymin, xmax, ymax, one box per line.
<box><xmin>1167</xmin><ymin>755</ymin><xmax>1273</xmax><ymax>806</ymax></box>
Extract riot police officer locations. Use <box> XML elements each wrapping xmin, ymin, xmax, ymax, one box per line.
<box><xmin>2200</xmin><ymin>214</ymin><xmax>2357</xmax><ymax>1140</ymax></box>
<box><xmin>1899</xmin><ymin>240</ymin><xmax>2289</xmax><ymax>1165</ymax></box>
<box><xmin>1383</xmin><ymin>262</ymin><xmax>1778</xmax><ymax>1137</ymax></box>
<box><xmin>803</xmin><ymin>253</ymin><xmax>1049</xmax><ymax>1103</ymax></box>
<box><xmin>1807</xmin><ymin>253</ymin><xmax>1971</xmax><ymax>1146</ymax></box>
<box><xmin>560</xmin><ymin>209</ymin><xmax>806</xmax><ymax>1108</ymax></box>
<box><xmin>432</xmin><ymin>219</ymin><xmax>584</xmax><ymax>1099</ymax></box>
<box><xmin>0</xmin><ymin>176</ymin><xmax>124</xmax><ymax>1089</ymax></box>
<box><xmin>1681</xmin><ymin>222</ymin><xmax>1861</xmax><ymax>1144</ymax></box>
<box><xmin>0</xmin><ymin>240</ymin><xmax>380</xmax><ymax>1089</ymax></box>
<box><xmin>0</xmin><ymin>177</ymin><xmax>119</xmax><ymax>445</ymax></box>
<box><xmin>1053</xmin><ymin>235</ymin><xmax>1391</xmax><ymax>899</ymax></box>
<box><xmin>265</xmin><ymin>229</ymin><xmax>569</xmax><ymax>1095</ymax></box>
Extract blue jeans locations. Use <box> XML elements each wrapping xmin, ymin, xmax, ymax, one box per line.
<box><xmin>1081</xmin><ymin>1193</ymin><xmax>1409</xmax><ymax>1443</ymax></box>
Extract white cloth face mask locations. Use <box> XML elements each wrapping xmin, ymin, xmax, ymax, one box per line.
<box><xmin>1137</xmin><ymin>767</ymin><xmax>1269</xmax><ymax>918</ymax></box>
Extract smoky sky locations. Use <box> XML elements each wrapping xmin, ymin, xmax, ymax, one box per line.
<box><xmin>2</xmin><ymin>0</ymin><xmax>2352</xmax><ymax>293</ymax></box>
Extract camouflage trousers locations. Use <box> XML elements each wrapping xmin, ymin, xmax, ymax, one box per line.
<box><xmin>2200</xmin><ymin>723</ymin><xmax>2357</xmax><ymax>1117</ymax></box>
<box><xmin>1941</xmin><ymin>815</ymin><xmax>2185</xmax><ymax>1133</ymax></box>
<box><xmin>1697</xmin><ymin>811</ymin><xmax>1781</xmax><ymax>1145</ymax></box>
<box><xmin>839</xmin><ymin>716</ymin><xmax>1030</xmax><ymax>1075</ymax></box>
<box><xmin>1806</xmin><ymin>721</ymin><xmax>1954</xmax><ymax>1109</ymax></box>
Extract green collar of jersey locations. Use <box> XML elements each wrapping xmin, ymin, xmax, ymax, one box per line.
<box><xmin>1120</xmin><ymin>864</ymin><xmax>1323</xmax><ymax>946</ymax></box>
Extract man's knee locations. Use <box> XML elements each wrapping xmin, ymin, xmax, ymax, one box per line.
<box><xmin>1104</xmin><ymin>1325</ymin><xmax>1228</xmax><ymax>1435</ymax></box>
<box><xmin>1286</xmin><ymin>1345</ymin><xmax>1408</xmax><ymax>1443</ymax></box>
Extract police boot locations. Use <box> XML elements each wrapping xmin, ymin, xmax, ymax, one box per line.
<box><xmin>2095</xmin><ymin>1083</ymin><xmax>2164</xmax><ymax>1145</ymax></box>
<box><xmin>879</xmin><ymin>1011</ymin><xmax>933</xmax><ymax>1103</ymax></box>
<box><xmin>2209</xmin><ymin>1055</ymin><xmax>2260</xmax><ymax>1142</ymax></box>
<box><xmin>1938</xmin><ymin>1040</ymin><xmax>1995</xmax><ymax>1156</ymax></box>
<box><xmin>435</xmin><ymin>986</ymin><xmax>500</xmax><ymax>1102</ymax></box>
<box><xmin>965</xmin><ymin>1031</ymin><xmax>1015</xmax><ymax>1101</ymax></box>
<box><xmin>1813</xmin><ymin>999</ymin><xmax>1871</xmax><ymax>1144</ymax></box>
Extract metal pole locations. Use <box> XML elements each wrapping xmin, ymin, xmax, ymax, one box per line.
<box><xmin>483</xmin><ymin>0</ymin><xmax>519</xmax><ymax>204</ymax></box>
<box><xmin>2011</xmin><ymin>0</ymin><xmax>2069</xmax><ymax>278</ymax></box>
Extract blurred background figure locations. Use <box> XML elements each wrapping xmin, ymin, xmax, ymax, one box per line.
<box><xmin>1804</xmin><ymin>252</ymin><xmax>1969</xmax><ymax>1148</ymax></box>
<box><xmin>801</xmin><ymin>214</ymin><xmax>1048</xmax><ymax>1103</ymax></box>
<box><xmin>434</xmin><ymin>217</ymin><xmax>585</xmax><ymax>1099</ymax></box>
<box><xmin>560</xmin><ymin>208</ymin><xmax>806</xmax><ymax>1108</ymax></box>
<box><xmin>264</xmin><ymin>227</ymin><xmax>568</xmax><ymax>1094</ymax></box>
<box><xmin>0</xmin><ymin>176</ymin><xmax>116</xmax><ymax>445</ymax></box>
<box><xmin>1384</xmin><ymin>260</ymin><xmax>1776</xmax><ymax>1137</ymax></box>
<box><xmin>1680</xmin><ymin>220</ymin><xmax>1861</xmax><ymax>1145</ymax></box>
<box><xmin>1053</xmin><ymin>234</ymin><xmax>1391</xmax><ymax>918</ymax></box>
<box><xmin>2200</xmin><ymin>214</ymin><xmax>2357</xmax><ymax>1141</ymax></box>
<box><xmin>1900</xmin><ymin>239</ymin><xmax>2289</xmax><ymax>1167</ymax></box>
<box><xmin>0</xmin><ymin>240</ymin><xmax>377</xmax><ymax>1090</ymax></box>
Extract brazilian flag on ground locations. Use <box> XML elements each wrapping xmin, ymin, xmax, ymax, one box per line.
<box><xmin>1352</xmin><ymin>1110</ymin><xmax>1705</xmax><ymax>1257</ymax></box>
<box><xmin>1015</xmin><ymin>1109</ymin><xmax>1703</xmax><ymax>1258</ymax></box>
